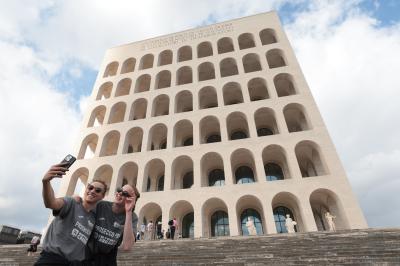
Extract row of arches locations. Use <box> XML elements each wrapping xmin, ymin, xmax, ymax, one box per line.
<box><xmin>103</xmin><ymin>29</ymin><xmax>278</xmax><ymax>77</ymax></box>
<box><xmin>73</xmin><ymin>141</ymin><xmax>328</xmax><ymax>197</ymax></box>
<box><xmin>137</xmin><ymin>188</ymin><xmax>348</xmax><ymax>238</ymax></box>
<box><xmin>91</xmin><ymin>78</ymin><xmax>300</xmax><ymax>129</ymax></box>
<box><xmin>96</xmin><ymin>72</ymin><xmax>296</xmax><ymax>102</ymax></box>
<box><xmin>85</xmin><ymin>105</ymin><xmax>311</xmax><ymax>155</ymax></box>
<box><xmin>100</xmin><ymin>50</ymin><xmax>287</xmax><ymax>98</ymax></box>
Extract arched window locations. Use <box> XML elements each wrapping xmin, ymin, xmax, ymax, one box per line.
<box><xmin>182</xmin><ymin>172</ymin><xmax>193</xmax><ymax>189</ymax></box>
<box><xmin>211</xmin><ymin>211</ymin><xmax>229</xmax><ymax>237</ymax></box>
<box><xmin>118</xmin><ymin>162</ymin><xmax>138</xmax><ymax>188</ymax></box>
<box><xmin>242</xmin><ymin>53</ymin><xmax>262</xmax><ymax>73</ymax></box>
<box><xmin>235</xmin><ymin>166</ymin><xmax>254</xmax><ymax>184</ymax></box>
<box><xmin>96</xmin><ymin>82</ymin><xmax>113</xmax><ymax>100</ymax></box>
<box><xmin>274</xmin><ymin>73</ymin><xmax>296</xmax><ymax>97</ymax></box>
<box><xmin>217</xmin><ymin>37</ymin><xmax>234</xmax><ymax>54</ymax></box>
<box><xmin>197</xmin><ymin>42</ymin><xmax>213</xmax><ymax>58</ymax></box>
<box><xmin>152</xmin><ymin>95</ymin><xmax>169</xmax><ymax>117</ymax></box>
<box><xmin>208</xmin><ymin>169</ymin><xmax>225</xmax><ymax>186</ymax></box>
<box><xmin>259</xmin><ymin>29</ymin><xmax>277</xmax><ymax>45</ymax></box>
<box><xmin>108</xmin><ymin>102</ymin><xmax>126</xmax><ymax>124</ymax></box>
<box><xmin>223</xmin><ymin>82</ymin><xmax>243</xmax><ymax>105</ymax></box>
<box><xmin>173</xmin><ymin>119</ymin><xmax>193</xmax><ymax>147</ymax></box>
<box><xmin>220</xmin><ymin>58</ymin><xmax>238</xmax><ymax>77</ymax></box>
<box><xmin>240</xmin><ymin>209</ymin><xmax>263</xmax><ymax>235</ymax></box>
<box><xmin>123</xmin><ymin>127</ymin><xmax>143</xmax><ymax>154</ymax></box>
<box><xmin>273</xmin><ymin>206</ymin><xmax>296</xmax><ymax>233</ymax></box>
<box><xmin>265</xmin><ymin>163</ymin><xmax>284</xmax><ymax>181</ymax></box>
<box><xmin>227</xmin><ymin>112</ymin><xmax>249</xmax><ymax>140</ymax></box>
<box><xmin>178</xmin><ymin>46</ymin><xmax>192</xmax><ymax>62</ymax></box>
<box><xmin>143</xmin><ymin>159</ymin><xmax>165</xmax><ymax>193</ymax></box>
<box><xmin>121</xmin><ymin>58</ymin><xmax>136</xmax><ymax>74</ymax></box>
<box><xmin>129</xmin><ymin>98</ymin><xmax>147</xmax><ymax>120</ymax></box>
<box><xmin>155</xmin><ymin>70</ymin><xmax>171</xmax><ymax>89</ymax></box>
<box><xmin>176</xmin><ymin>66</ymin><xmax>193</xmax><ymax>85</ymax></box>
<box><xmin>115</xmin><ymin>78</ymin><xmax>131</xmax><ymax>97</ymax></box>
<box><xmin>103</xmin><ymin>62</ymin><xmax>118</xmax><ymax>77</ymax></box>
<box><xmin>200</xmin><ymin>116</ymin><xmax>221</xmax><ymax>144</ymax></box>
<box><xmin>139</xmin><ymin>54</ymin><xmax>154</xmax><ymax>70</ymax></box>
<box><xmin>254</xmin><ymin>107</ymin><xmax>278</xmax><ymax>136</ymax></box>
<box><xmin>198</xmin><ymin>62</ymin><xmax>215</xmax><ymax>81</ymax></box>
<box><xmin>238</xmin><ymin>33</ymin><xmax>256</xmax><ymax>50</ymax></box>
<box><xmin>175</xmin><ymin>91</ymin><xmax>193</xmax><ymax>113</ymax></box>
<box><xmin>295</xmin><ymin>141</ymin><xmax>327</xmax><ymax>177</ymax></box>
<box><xmin>135</xmin><ymin>74</ymin><xmax>151</xmax><ymax>93</ymax></box>
<box><xmin>147</xmin><ymin>124</ymin><xmax>168</xmax><ymax>151</ymax></box>
<box><xmin>266</xmin><ymin>49</ymin><xmax>286</xmax><ymax>68</ymax></box>
<box><xmin>157</xmin><ymin>176</ymin><xmax>164</xmax><ymax>191</ymax></box>
<box><xmin>182</xmin><ymin>212</ymin><xmax>194</xmax><ymax>238</ymax></box>
<box><xmin>158</xmin><ymin>50</ymin><xmax>173</xmax><ymax>66</ymax></box>
<box><xmin>283</xmin><ymin>103</ymin><xmax>310</xmax><ymax>132</ymax></box>
<box><xmin>88</xmin><ymin>106</ymin><xmax>106</xmax><ymax>127</ymax></box>
<box><xmin>248</xmin><ymin>78</ymin><xmax>269</xmax><ymax>101</ymax></box>
<box><xmin>78</xmin><ymin>134</ymin><xmax>98</xmax><ymax>159</ymax></box>
<box><xmin>198</xmin><ymin>86</ymin><xmax>218</xmax><ymax>109</ymax></box>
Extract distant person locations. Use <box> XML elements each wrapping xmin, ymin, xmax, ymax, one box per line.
<box><xmin>85</xmin><ymin>184</ymin><xmax>139</xmax><ymax>266</ymax></box>
<box><xmin>27</xmin><ymin>235</ymin><xmax>40</xmax><ymax>256</ymax></box>
<box><xmin>35</xmin><ymin>163</ymin><xmax>106</xmax><ymax>265</ymax></box>
<box><xmin>147</xmin><ymin>221</ymin><xmax>154</xmax><ymax>241</ymax></box>
<box><xmin>157</xmin><ymin>221</ymin><xmax>163</xmax><ymax>239</ymax></box>
<box><xmin>170</xmin><ymin>218</ymin><xmax>177</xmax><ymax>240</ymax></box>
<box><xmin>140</xmin><ymin>223</ymin><xmax>146</xmax><ymax>240</ymax></box>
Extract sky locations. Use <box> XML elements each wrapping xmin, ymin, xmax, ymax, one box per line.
<box><xmin>0</xmin><ymin>0</ymin><xmax>399</xmax><ymax>233</ymax></box>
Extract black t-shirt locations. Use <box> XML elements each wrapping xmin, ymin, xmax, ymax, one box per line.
<box><xmin>87</xmin><ymin>201</ymin><xmax>138</xmax><ymax>265</ymax></box>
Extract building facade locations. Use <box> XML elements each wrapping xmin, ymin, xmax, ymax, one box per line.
<box><xmin>58</xmin><ymin>11</ymin><xmax>367</xmax><ymax>238</ymax></box>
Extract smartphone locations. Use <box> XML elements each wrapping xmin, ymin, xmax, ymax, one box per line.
<box><xmin>60</xmin><ymin>154</ymin><xmax>76</xmax><ymax>169</ymax></box>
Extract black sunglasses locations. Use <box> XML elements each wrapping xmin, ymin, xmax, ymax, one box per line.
<box><xmin>87</xmin><ymin>185</ymin><xmax>103</xmax><ymax>194</ymax></box>
<box><xmin>116</xmin><ymin>187</ymin><xmax>131</xmax><ymax>197</ymax></box>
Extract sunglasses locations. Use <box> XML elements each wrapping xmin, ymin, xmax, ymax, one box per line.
<box><xmin>116</xmin><ymin>187</ymin><xmax>131</xmax><ymax>197</ymax></box>
<box><xmin>87</xmin><ymin>185</ymin><xmax>104</xmax><ymax>194</ymax></box>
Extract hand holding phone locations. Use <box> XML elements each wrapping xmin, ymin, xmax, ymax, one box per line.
<box><xmin>43</xmin><ymin>154</ymin><xmax>76</xmax><ymax>182</ymax></box>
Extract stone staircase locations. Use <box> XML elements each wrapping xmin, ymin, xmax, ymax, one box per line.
<box><xmin>1</xmin><ymin>228</ymin><xmax>399</xmax><ymax>265</ymax></box>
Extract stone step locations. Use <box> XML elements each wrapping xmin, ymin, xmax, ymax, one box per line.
<box><xmin>1</xmin><ymin>228</ymin><xmax>399</xmax><ymax>266</ymax></box>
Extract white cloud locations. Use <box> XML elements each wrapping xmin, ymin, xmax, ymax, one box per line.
<box><xmin>349</xmin><ymin>150</ymin><xmax>400</xmax><ymax>227</ymax></box>
<box><xmin>285</xmin><ymin>1</ymin><xmax>400</xmax><ymax>226</ymax></box>
<box><xmin>0</xmin><ymin>38</ymin><xmax>82</xmax><ymax>232</ymax></box>
<box><xmin>0</xmin><ymin>0</ymin><xmax>399</xmax><ymax>231</ymax></box>
<box><xmin>21</xmin><ymin>0</ymin><xmax>287</xmax><ymax>67</ymax></box>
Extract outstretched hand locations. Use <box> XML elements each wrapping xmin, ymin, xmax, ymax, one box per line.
<box><xmin>125</xmin><ymin>195</ymin><xmax>136</xmax><ymax>213</ymax></box>
<box><xmin>42</xmin><ymin>163</ymin><xmax>69</xmax><ymax>182</ymax></box>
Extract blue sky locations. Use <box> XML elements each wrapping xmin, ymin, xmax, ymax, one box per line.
<box><xmin>0</xmin><ymin>0</ymin><xmax>399</xmax><ymax>233</ymax></box>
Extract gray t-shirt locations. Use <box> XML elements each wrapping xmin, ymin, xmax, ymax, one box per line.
<box><xmin>89</xmin><ymin>201</ymin><xmax>138</xmax><ymax>254</ymax></box>
<box><xmin>42</xmin><ymin>197</ymin><xmax>95</xmax><ymax>261</ymax></box>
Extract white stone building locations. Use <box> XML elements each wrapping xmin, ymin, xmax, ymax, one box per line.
<box><xmin>58</xmin><ymin>11</ymin><xmax>367</xmax><ymax>238</ymax></box>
